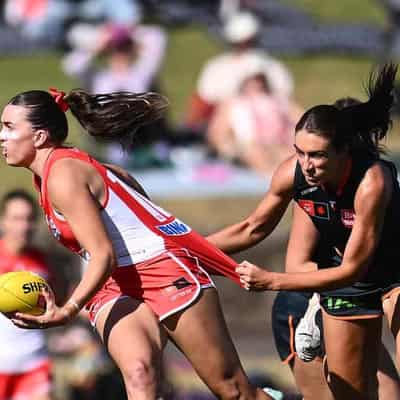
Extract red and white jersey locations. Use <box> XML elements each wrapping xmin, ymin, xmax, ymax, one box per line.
<box><xmin>34</xmin><ymin>147</ymin><xmax>240</xmax><ymax>284</ymax></box>
<box><xmin>0</xmin><ymin>240</ymin><xmax>50</xmax><ymax>373</ymax></box>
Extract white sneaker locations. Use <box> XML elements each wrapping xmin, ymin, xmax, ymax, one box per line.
<box><xmin>263</xmin><ymin>387</ymin><xmax>284</xmax><ymax>400</ymax></box>
<box><xmin>295</xmin><ymin>293</ymin><xmax>321</xmax><ymax>362</ymax></box>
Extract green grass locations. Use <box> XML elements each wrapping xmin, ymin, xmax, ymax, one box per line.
<box><xmin>161</xmin><ymin>25</ymin><xmax>224</xmax><ymax>121</ymax></box>
<box><xmin>285</xmin><ymin>0</ymin><xmax>386</xmax><ymax>24</ymax></box>
<box><xmin>286</xmin><ymin>56</ymin><xmax>378</xmax><ymax>107</ymax></box>
<box><xmin>0</xmin><ymin>52</ymin><xmax>84</xmax><ymax>191</ymax></box>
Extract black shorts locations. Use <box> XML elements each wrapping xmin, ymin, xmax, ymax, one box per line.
<box><xmin>319</xmin><ymin>286</ymin><xmax>383</xmax><ymax>319</ymax></box>
<box><xmin>316</xmin><ymin>246</ymin><xmax>386</xmax><ymax>319</ymax></box>
<box><xmin>272</xmin><ymin>291</ymin><xmax>322</xmax><ymax>363</ymax></box>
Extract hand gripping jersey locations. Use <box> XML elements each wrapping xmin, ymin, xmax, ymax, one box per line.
<box><xmin>293</xmin><ymin>156</ymin><xmax>400</xmax><ymax>295</ymax></box>
<box><xmin>33</xmin><ymin>147</ymin><xmax>240</xmax><ymax>285</ymax></box>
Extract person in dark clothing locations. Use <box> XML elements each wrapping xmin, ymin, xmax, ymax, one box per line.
<box><xmin>208</xmin><ymin>63</ymin><xmax>400</xmax><ymax>400</ymax></box>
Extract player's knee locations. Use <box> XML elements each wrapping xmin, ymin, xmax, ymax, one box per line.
<box><xmin>122</xmin><ymin>359</ymin><xmax>157</xmax><ymax>394</ymax></box>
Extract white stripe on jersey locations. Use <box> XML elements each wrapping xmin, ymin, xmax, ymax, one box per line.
<box><xmin>101</xmin><ymin>171</ymin><xmax>171</xmax><ymax>266</ymax></box>
<box><xmin>106</xmin><ymin>170</ymin><xmax>171</xmax><ymax>222</ymax></box>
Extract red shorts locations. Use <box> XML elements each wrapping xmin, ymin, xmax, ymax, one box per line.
<box><xmin>0</xmin><ymin>360</ymin><xmax>52</xmax><ymax>400</ymax></box>
<box><xmin>86</xmin><ymin>250</ymin><xmax>215</xmax><ymax>326</ymax></box>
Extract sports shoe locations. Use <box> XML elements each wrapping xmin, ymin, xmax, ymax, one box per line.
<box><xmin>295</xmin><ymin>293</ymin><xmax>321</xmax><ymax>362</ymax></box>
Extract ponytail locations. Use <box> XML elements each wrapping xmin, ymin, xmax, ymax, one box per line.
<box><xmin>339</xmin><ymin>62</ymin><xmax>397</xmax><ymax>156</ymax></box>
<box><xmin>296</xmin><ymin>62</ymin><xmax>398</xmax><ymax>157</ymax></box>
<box><xmin>64</xmin><ymin>90</ymin><xmax>169</xmax><ymax>143</ymax></box>
<box><xmin>7</xmin><ymin>89</ymin><xmax>168</xmax><ymax>146</ymax></box>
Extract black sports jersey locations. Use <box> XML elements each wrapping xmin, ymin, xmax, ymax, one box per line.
<box><xmin>293</xmin><ymin>155</ymin><xmax>400</xmax><ymax>292</ymax></box>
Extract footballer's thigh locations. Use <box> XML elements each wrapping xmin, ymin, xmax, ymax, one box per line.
<box><xmin>323</xmin><ymin>312</ymin><xmax>381</xmax><ymax>400</ymax></box>
<box><xmin>377</xmin><ymin>343</ymin><xmax>400</xmax><ymax>399</ymax></box>
<box><xmin>163</xmin><ymin>288</ymin><xmax>267</xmax><ymax>399</ymax></box>
<box><xmin>95</xmin><ymin>296</ymin><xmax>168</xmax><ymax>400</ymax></box>
<box><xmin>291</xmin><ymin>357</ymin><xmax>333</xmax><ymax>400</ymax></box>
<box><xmin>382</xmin><ymin>288</ymin><xmax>400</xmax><ymax>367</ymax></box>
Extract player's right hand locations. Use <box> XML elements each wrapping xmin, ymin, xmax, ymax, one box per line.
<box><xmin>11</xmin><ymin>287</ymin><xmax>76</xmax><ymax>329</ymax></box>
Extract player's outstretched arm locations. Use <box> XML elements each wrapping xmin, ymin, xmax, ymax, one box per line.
<box><xmin>207</xmin><ymin>156</ymin><xmax>295</xmax><ymax>254</ymax></box>
<box><xmin>237</xmin><ymin>163</ymin><xmax>392</xmax><ymax>292</ymax></box>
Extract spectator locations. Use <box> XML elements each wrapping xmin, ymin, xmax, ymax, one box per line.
<box><xmin>62</xmin><ymin>22</ymin><xmax>169</xmax><ymax>165</ymax></box>
<box><xmin>207</xmin><ymin>69</ymin><xmax>300</xmax><ymax>175</ymax></box>
<box><xmin>186</xmin><ymin>11</ymin><xmax>294</xmax><ymax>134</ymax></box>
<box><xmin>0</xmin><ymin>190</ymin><xmax>55</xmax><ymax>400</ymax></box>
<box><xmin>63</xmin><ymin>23</ymin><xmax>167</xmax><ymax>95</ymax></box>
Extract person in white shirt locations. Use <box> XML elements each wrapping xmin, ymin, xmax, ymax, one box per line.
<box><xmin>0</xmin><ymin>190</ymin><xmax>54</xmax><ymax>400</ymax></box>
<box><xmin>207</xmin><ymin>70</ymin><xmax>300</xmax><ymax>175</ymax></box>
<box><xmin>186</xmin><ymin>12</ymin><xmax>293</xmax><ymax>132</ymax></box>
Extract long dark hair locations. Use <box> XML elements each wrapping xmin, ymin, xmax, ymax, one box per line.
<box><xmin>295</xmin><ymin>63</ymin><xmax>398</xmax><ymax>157</ymax></box>
<box><xmin>9</xmin><ymin>90</ymin><xmax>69</xmax><ymax>144</ymax></box>
<box><xmin>8</xmin><ymin>89</ymin><xmax>168</xmax><ymax>145</ymax></box>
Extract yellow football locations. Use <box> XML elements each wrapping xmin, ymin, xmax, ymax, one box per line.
<box><xmin>0</xmin><ymin>271</ymin><xmax>48</xmax><ymax>316</ymax></box>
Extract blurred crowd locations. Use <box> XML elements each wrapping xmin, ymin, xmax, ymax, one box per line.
<box><xmin>0</xmin><ymin>0</ymin><xmax>304</xmax><ymax>178</ymax></box>
<box><xmin>0</xmin><ymin>1</ymin><xmax>397</xmax><ymax>178</ymax></box>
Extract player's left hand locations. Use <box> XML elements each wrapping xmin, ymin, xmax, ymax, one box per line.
<box><xmin>10</xmin><ymin>288</ymin><xmax>76</xmax><ymax>330</ymax></box>
<box><xmin>236</xmin><ymin>260</ymin><xmax>274</xmax><ymax>291</ymax></box>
